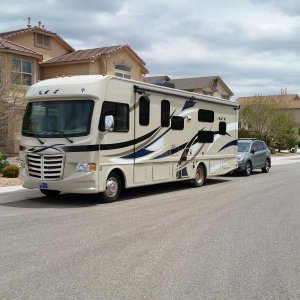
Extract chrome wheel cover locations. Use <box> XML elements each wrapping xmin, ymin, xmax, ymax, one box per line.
<box><xmin>106</xmin><ymin>177</ymin><xmax>118</xmax><ymax>198</ymax></box>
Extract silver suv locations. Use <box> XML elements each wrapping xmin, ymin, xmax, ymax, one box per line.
<box><xmin>237</xmin><ymin>139</ymin><xmax>271</xmax><ymax>176</ymax></box>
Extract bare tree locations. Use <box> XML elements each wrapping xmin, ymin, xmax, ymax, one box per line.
<box><xmin>0</xmin><ymin>53</ymin><xmax>27</xmax><ymax>149</ymax></box>
<box><xmin>239</xmin><ymin>95</ymin><xmax>296</xmax><ymax>151</ymax></box>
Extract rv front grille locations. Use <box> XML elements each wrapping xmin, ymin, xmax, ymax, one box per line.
<box><xmin>26</xmin><ymin>153</ymin><xmax>65</xmax><ymax>180</ymax></box>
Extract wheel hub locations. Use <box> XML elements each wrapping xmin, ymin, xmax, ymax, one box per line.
<box><xmin>106</xmin><ymin>178</ymin><xmax>118</xmax><ymax>197</ymax></box>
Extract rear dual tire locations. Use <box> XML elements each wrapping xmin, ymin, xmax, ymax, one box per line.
<box><xmin>192</xmin><ymin>164</ymin><xmax>206</xmax><ymax>187</ymax></box>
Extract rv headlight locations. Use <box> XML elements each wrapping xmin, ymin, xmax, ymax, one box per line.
<box><xmin>237</xmin><ymin>154</ymin><xmax>245</xmax><ymax>162</ymax></box>
<box><xmin>75</xmin><ymin>163</ymin><xmax>96</xmax><ymax>172</ymax></box>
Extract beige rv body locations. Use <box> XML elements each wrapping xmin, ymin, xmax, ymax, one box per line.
<box><xmin>20</xmin><ymin>75</ymin><xmax>239</xmax><ymax>196</ymax></box>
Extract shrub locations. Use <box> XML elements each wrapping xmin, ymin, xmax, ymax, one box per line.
<box><xmin>0</xmin><ymin>154</ymin><xmax>9</xmax><ymax>174</ymax></box>
<box><xmin>1</xmin><ymin>164</ymin><xmax>20</xmax><ymax>178</ymax></box>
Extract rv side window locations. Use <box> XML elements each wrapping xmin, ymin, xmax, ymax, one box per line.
<box><xmin>198</xmin><ymin>131</ymin><xmax>214</xmax><ymax>143</ymax></box>
<box><xmin>139</xmin><ymin>96</ymin><xmax>150</xmax><ymax>126</ymax></box>
<box><xmin>99</xmin><ymin>101</ymin><xmax>129</xmax><ymax>132</ymax></box>
<box><xmin>161</xmin><ymin>99</ymin><xmax>170</xmax><ymax>127</ymax></box>
<box><xmin>198</xmin><ymin>109</ymin><xmax>214</xmax><ymax>123</ymax></box>
<box><xmin>219</xmin><ymin>121</ymin><xmax>227</xmax><ymax>135</ymax></box>
<box><xmin>171</xmin><ymin>116</ymin><xmax>184</xmax><ymax>130</ymax></box>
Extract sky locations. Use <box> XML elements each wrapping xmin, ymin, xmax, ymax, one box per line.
<box><xmin>1</xmin><ymin>0</ymin><xmax>300</xmax><ymax>99</ymax></box>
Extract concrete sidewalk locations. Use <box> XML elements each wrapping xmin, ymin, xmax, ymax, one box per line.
<box><xmin>1</xmin><ymin>154</ymin><xmax>300</xmax><ymax>195</ymax></box>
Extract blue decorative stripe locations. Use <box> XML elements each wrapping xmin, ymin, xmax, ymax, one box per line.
<box><xmin>121</xmin><ymin>148</ymin><xmax>153</xmax><ymax>159</ymax></box>
<box><xmin>153</xmin><ymin>143</ymin><xmax>188</xmax><ymax>159</ymax></box>
<box><xmin>218</xmin><ymin>139</ymin><xmax>238</xmax><ymax>152</ymax></box>
<box><xmin>182</xmin><ymin>98</ymin><xmax>196</xmax><ymax>111</ymax></box>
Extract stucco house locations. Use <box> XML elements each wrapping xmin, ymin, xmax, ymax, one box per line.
<box><xmin>145</xmin><ymin>75</ymin><xmax>234</xmax><ymax>100</ymax></box>
<box><xmin>0</xmin><ymin>20</ymin><xmax>148</xmax><ymax>154</ymax></box>
<box><xmin>236</xmin><ymin>94</ymin><xmax>300</xmax><ymax>142</ymax></box>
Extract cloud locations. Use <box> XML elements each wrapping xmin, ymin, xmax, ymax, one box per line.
<box><xmin>1</xmin><ymin>0</ymin><xmax>300</xmax><ymax>98</ymax></box>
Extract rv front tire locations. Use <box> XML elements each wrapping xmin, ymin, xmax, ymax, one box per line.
<box><xmin>102</xmin><ymin>172</ymin><xmax>121</xmax><ymax>202</ymax></box>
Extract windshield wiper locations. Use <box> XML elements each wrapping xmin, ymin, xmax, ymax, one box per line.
<box><xmin>34</xmin><ymin>134</ymin><xmax>44</xmax><ymax>145</ymax></box>
<box><xmin>55</xmin><ymin>131</ymin><xmax>74</xmax><ymax>144</ymax></box>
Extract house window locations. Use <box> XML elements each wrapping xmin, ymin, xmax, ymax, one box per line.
<box><xmin>198</xmin><ymin>109</ymin><xmax>214</xmax><ymax>123</ymax></box>
<box><xmin>99</xmin><ymin>101</ymin><xmax>129</xmax><ymax>132</ymax></box>
<box><xmin>222</xmin><ymin>94</ymin><xmax>230</xmax><ymax>100</ymax></box>
<box><xmin>12</xmin><ymin>59</ymin><xmax>32</xmax><ymax>86</ymax></box>
<box><xmin>139</xmin><ymin>96</ymin><xmax>150</xmax><ymax>126</ymax></box>
<box><xmin>35</xmin><ymin>33</ymin><xmax>51</xmax><ymax>49</ymax></box>
<box><xmin>115</xmin><ymin>64</ymin><xmax>131</xmax><ymax>79</ymax></box>
<box><xmin>161</xmin><ymin>100</ymin><xmax>170</xmax><ymax>127</ymax></box>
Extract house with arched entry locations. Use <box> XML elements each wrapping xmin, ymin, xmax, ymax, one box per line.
<box><xmin>0</xmin><ymin>19</ymin><xmax>148</xmax><ymax>154</ymax></box>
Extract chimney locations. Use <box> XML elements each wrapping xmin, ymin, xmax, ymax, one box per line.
<box><xmin>38</xmin><ymin>21</ymin><xmax>41</xmax><ymax>28</ymax></box>
<box><xmin>27</xmin><ymin>17</ymin><xmax>31</xmax><ymax>28</ymax></box>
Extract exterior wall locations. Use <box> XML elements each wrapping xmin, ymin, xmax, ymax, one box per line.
<box><xmin>215</xmin><ymin>81</ymin><xmax>231</xmax><ymax>99</ymax></box>
<box><xmin>9</xmin><ymin>32</ymin><xmax>71</xmax><ymax>61</ymax></box>
<box><xmin>41</xmin><ymin>62</ymin><xmax>91</xmax><ymax>79</ymax></box>
<box><xmin>106</xmin><ymin>49</ymin><xmax>145</xmax><ymax>81</ymax></box>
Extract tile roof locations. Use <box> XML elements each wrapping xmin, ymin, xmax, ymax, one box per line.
<box><xmin>169</xmin><ymin>76</ymin><xmax>217</xmax><ymax>89</ymax></box>
<box><xmin>41</xmin><ymin>44</ymin><xmax>146</xmax><ymax>66</ymax></box>
<box><xmin>236</xmin><ymin>94</ymin><xmax>300</xmax><ymax>109</ymax></box>
<box><xmin>169</xmin><ymin>76</ymin><xmax>234</xmax><ymax>96</ymax></box>
<box><xmin>144</xmin><ymin>75</ymin><xmax>171</xmax><ymax>83</ymax></box>
<box><xmin>0</xmin><ymin>27</ymin><xmax>74</xmax><ymax>51</ymax></box>
<box><xmin>0</xmin><ymin>38</ymin><xmax>42</xmax><ymax>58</ymax></box>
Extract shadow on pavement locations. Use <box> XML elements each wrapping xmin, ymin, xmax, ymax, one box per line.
<box><xmin>1</xmin><ymin>178</ymin><xmax>231</xmax><ymax>208</ymax></box>
<box><xmin>1</xmin><ymin>193</ymin><xmax>99</xmax><ymax>209</ymax></box>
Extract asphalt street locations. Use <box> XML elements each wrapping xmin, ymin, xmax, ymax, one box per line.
<box><xmin>0</xmin><ymin>162</ymin><xmax>300</xmax><ymax>299</ymax></box>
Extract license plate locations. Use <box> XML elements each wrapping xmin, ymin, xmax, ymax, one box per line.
<box><xmin>39</xmin><ymin>182</ymin><xmax>48</xmax><ymax>189</ymax></box>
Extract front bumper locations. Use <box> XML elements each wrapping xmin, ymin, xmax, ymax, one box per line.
<box><xmin>20</xmin><ymin>167</ymin><xmax>99</xmax><ymax>194</ymax></box>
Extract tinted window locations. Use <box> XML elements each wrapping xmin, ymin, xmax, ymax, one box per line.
<box><xmin>257</xmin><ymin>141</ymin><xmax>264</xmax><ymax>151</ymax></box>
<box><xmin>251</xmin><ymin>141</ymin><xmax>258</xmax><ymax>152</ymax></box>
<box><xmin>171</xmin><ymin>116</ymin><xmax>184</xmax><ymax>130</ymax></box>
<box><xmin>99</xmin><ymin>101</ymin><xmax>129</xmax><ymax>132</ymax></box>
<box><xmin>198</xmin><ymin>109</ymin><xmax>214</xmax><ymax>122</ymax></box>
<box><xmin>238</xmin><ymin>141</ymin><xmax>251</xmax><ymax>152</ymax></box>
<box><xmin>198</xmin><ymin>131</ymin><xmax>214</xmax><ymax>143</ymax></box>
<box><xmin>161</xmin><ymin>100</ymin><xmax>170</xmax><ymax>127</ymax></box>
<box><xmin>219</xmin><ymin>122</ymin><xmax>226</xmax><ymax>135</ymax></box>
<box><xmin>139</xmin><ymin>96</ymin><xmax>150</xmax><ymax>126</ymax></box>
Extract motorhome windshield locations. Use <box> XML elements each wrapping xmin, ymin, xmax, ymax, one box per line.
<box><xmin>22</xmin><ymin>100</ymin><xmax>94</xmax><ymax>138</ymax></box>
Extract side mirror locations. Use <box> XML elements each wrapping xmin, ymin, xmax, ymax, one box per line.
<box><xmin>251</xmin><ymin>149</ymin><xmax>256</xmax><ymax>155</ymax></box>
<box><xmin>105</xmin><ymin>115</ymin><xmax>114</xmax><ymax>132</ymax></box>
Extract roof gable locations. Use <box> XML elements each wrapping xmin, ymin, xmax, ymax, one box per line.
<box><xmin>0</xmin><ymin>27</ymin><xmax>74</xmax><ymax>52</ymax></box>
<box><xmin>0</xmin><ymin>38</ymin><xmax>42</xmax><ymax>59</ymax></box>
<box><xmin>169</xmin><ymin>76</ymin><xmax>234</xmax><ymax>96</ymax></box>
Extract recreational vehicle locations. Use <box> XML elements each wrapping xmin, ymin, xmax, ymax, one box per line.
<box><xmin>19</xmin><ymin>75</ymin><xmax>239</xmax><ymax>202</ymax></box>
